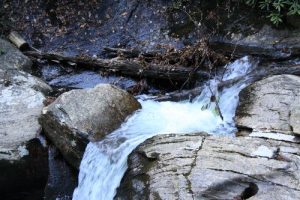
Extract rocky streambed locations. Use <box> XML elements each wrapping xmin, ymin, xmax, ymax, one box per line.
<box><xmin>1</xmin><ymin>35</ymin><xmax>300</xmax><ymax>199</ymax></box>
<box><xmin>1</xmin><ymin>1</ymin><xmax>300</xmax><ymax>199</ymax></box>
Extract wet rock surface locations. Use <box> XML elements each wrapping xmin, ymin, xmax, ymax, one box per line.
<box><xmin>3</xmin><ymin>0</ymin><xmax>178</xmax><ymax>56</ymax></box>
<box><xmin>236</xmin><ymin>75</ymin><xmax>300</xmax><ymax>136</ymax></box>
<box><xmin>0</xmin><ymin>138</ymin><xmax>48</xmax><ymax>200</ymax></box>
<box><xmin>40</xmin><ymin>84</ymin><xmax>141</xmax><ymax>169</ymax></box>
<box><xmin>47</xmin><ymin>70</ymin><xmax>137</xmax><ymax>90</ymax></box>
<box><xmin>116</xmin><ymin>133</ymin><xmax>300</xmax><ymax>200</ymax></box>
<box><xmin>44</xmin><ymin>145</ymin><xmax>78</xmax><ymax>200</ymax></box>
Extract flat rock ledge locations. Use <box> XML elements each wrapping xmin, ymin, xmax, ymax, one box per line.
<box><xmin>40</xmin><ymin>84</ymin><xmax>141</xmax><ymax>169</ymax></box>
<box><xmin>116</xmin><ymin>133</ymin><xmax>300</xmax><ymax>200</ymax></box>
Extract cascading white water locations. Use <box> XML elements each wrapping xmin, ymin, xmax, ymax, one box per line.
<box><xmin>73</xmin><ymin>56</ymin><xmax>258</xmax><ymax>200</ymax></box>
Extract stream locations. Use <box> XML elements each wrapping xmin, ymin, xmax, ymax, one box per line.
<box><xmin>72</xmin><ymin>56</ymin><xmax>258</xmax><ymax>200</ymax></box>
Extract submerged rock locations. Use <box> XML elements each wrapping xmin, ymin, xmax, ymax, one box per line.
<box><xmin>116</xmin><ymin>133</ymin><xmax>300</xmax><ymax>200</ymax></box>
<box><xmin>236</xmin><ymin>75</ymin><xmax>300</xmax><ymax>136</ymax></box>
<box><xmin>0</xmin><ymin>41</ymin><xmax>51</xmax><ymax>199</ymax></box>
<box><xmin>40</xmin><ymin>84</ymin><xmax>141</xmax><ymax>169</ymax></box>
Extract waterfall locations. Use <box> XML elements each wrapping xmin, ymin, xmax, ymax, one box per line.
<box><xmin>73</xmin><ymin>56</ymin><xmax>258</xmax><ymax>200</ymax></box>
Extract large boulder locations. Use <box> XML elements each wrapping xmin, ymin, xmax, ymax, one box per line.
<box><xmin>116</xmin><ymin>133</ymin><xmax>300</xmax><ymax>200</ymax></box>
<box><xmin>236</xmin><ymin>75</ymin><xmax>300</xmax><ymax>136</ymax></box>
<box><xmin>0</xmin><ymin>40</ymin><xmax>52</xmax><ymax>199</ymax></box>
<box><xmin>40</xmin><ymin>84</ymin><xmax>141</xmax><ymax>169</ymax></box>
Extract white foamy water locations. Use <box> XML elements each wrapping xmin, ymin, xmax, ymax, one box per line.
<box><xmin>73</xmin><ymin>56</ymin><xmax>257</xmax><ymax>200</ymax></box>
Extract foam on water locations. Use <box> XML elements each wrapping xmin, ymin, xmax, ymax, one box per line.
<box><xmin>73</xmin><ymin>56</ymin><xmax>257</xmax><ymax>200</ymax></box>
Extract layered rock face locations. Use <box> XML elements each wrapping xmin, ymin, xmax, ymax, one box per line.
<box><xmin>116</xmin><ymin>133</ymin><xmax>300</xmax><ymax>200</ymax></box>
<box><xmin>0</xmin><ymin>39</ymin><xmax>51</xmax><ymax>198</ymax></box>
<box><xmin>40</xmin><ymin>84</ymin><xmax>141</xmax><ymax>169</ymax></box>
<box><xmin>236</xmin><ymin>75</ymin><xmax>300</xmax><ymax>136</ymax></box>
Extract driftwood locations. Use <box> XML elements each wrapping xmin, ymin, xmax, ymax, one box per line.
<box><xmin>8</xmin><ymin>31</ymin><xmax>29</xmax><ymax>50</ymax></box>
<box><xmin>147</xmin><ymin>74</ymin><xmax>250</xmax><ymax>102</ymax></box>
<box><xmin>24</xmin><ymin>51</ymin><xmax>210</xmax><ymax>82</ymax></box>
<box><xmin>147</xmin><ymin>86</ymin><xmax>203</xmax><ymax>102</ymax></box>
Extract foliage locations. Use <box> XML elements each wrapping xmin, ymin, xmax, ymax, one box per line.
<box><xmin>243</xmin><ymin>0</ymin><xmax>300</xmax><ymax>26</ymax></box>
<box><xmin>171</xmin><ymin>0</ymin><xmax>300</xmax><ymax>26</ymax></box>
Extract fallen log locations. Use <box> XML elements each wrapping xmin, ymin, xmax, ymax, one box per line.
<box><xmin>24</xmin><ymin>51</ymin><xmax>211</xmax><ymax>82</ymax></box>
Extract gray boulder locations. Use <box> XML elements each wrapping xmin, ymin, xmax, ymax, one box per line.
<box><xmin>0</xmin><ymin>39</ymin><xmax>32</xmax><ymax>72</ymax></box>
<box><xmin>0</xmin><ymin>50</ymin><xmax>51</xmax><ymax>162</ymax></box>
<box><xmin>116</xmin><ymin>133</ymin><xmax>300</xmax><ymax>200</ymax></box>
<box><xmin>40</xmin><ymin>84</ymin><xmax>141</xmax><ymax>169</ymax></box>
<box><xmin>236</xmin><ymin>75</ymin><xmax>300</xmax><ymax>136</ymax></box>
<box><xmin>0</xmin><ymin>85</ymin><xmax>47</xmax><ymax>160</ymax></box>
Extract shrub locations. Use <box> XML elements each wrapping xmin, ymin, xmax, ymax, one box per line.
<box><xmin>243</xmin><ymin>0</ymin><xmax>300</xmax><ymax>26</ymax></box>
